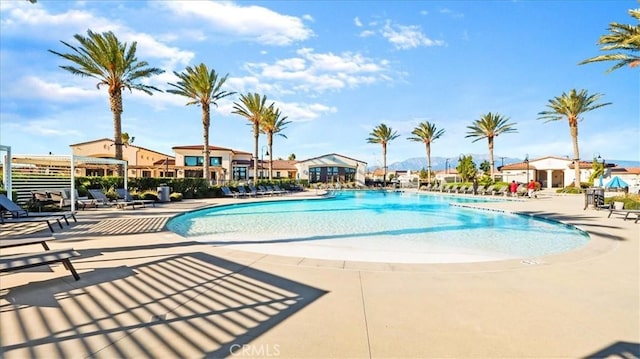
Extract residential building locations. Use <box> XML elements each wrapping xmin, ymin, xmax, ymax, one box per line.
<box><xmin>295</xmin><ymin>153</ymin><xmax>366</xmax><ymax>187</ymax></box>
<box><xmin>70</xmin><ymin>138</ymin><xmax>174</xmax><ymax>178</ymax></box>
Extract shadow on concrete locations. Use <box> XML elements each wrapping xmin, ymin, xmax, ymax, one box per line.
<box><xmin>513</xmin><ymin>210</ymin><xmax>629</xmax><ymax>241</ymax></box>
<box><xmin>0</xmin><ymin>252</ymin><xmax>327</xmax><ymax>358</ymax></box>
<box><xmin>583</xmin><ymin>341</ymin><xmax>640</xmax><ymax>358</ymax></box>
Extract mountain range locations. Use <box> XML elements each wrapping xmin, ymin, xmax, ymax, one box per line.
<box><xmin>373</xmin><ymin>155</ymin><xmax>640</xmax><ymax>172</ymax></box>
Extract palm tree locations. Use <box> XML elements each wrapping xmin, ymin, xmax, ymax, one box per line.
<box><xmin>407</xmin><ymin>121</ymin><xmax>445</xmax><ymax>184</ymax></box>
<box><xmin>49</xmin><ymin>30</ymin><xmax>164</xmax><ymax>174</ymax></box>
<box><xmin>579</xmin><ymin>8</ymin><xmax>640</xmax><ymax>72</ymax></box>
<box><xmin>167</xmin><ymin>63</ymin><xmax>235</xmax><ymax>185</ymax></box>
<box><xmin>232</xmin><ymin>93</ymin><xmax>269</xmax><ymax>184</ymax></box>
<box><xmin>261</xmin><ymin>104</ymin><xmax>291</xmax><ymax>180</ymax></box>
<box><xmin>465</xmin><ymin>112</ymin><xmax>517</xmax><ymax>178</ymax></box>
<box><xmin>538</xmin><ymin>89</ymin><xmax>612</xmax><ymax>188</ymax></box>
<box><xmin>367</xmin><ymin>123</ymin><xmax>400</xmax><ymax>186</ymax></box>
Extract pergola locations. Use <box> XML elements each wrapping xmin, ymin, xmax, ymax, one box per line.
<box><xmin>6</xmin><ymin>151</ymin><xmax>127</xmax><ymax>212</ymax></box>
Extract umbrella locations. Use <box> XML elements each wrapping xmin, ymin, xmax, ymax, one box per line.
<box><xmin>604</xmin><ymin>176</ymin><xmax>629</xmax><ymax>189</ymax></box>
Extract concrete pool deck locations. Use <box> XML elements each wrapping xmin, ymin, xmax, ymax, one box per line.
<box><xmin>1</xmin><ymin>190</ymin><xmax>638</xmax><ymax>358</ymax></box>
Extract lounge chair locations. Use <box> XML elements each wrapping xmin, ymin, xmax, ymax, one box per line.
<box><xmin>273</xmin><ymin>184</ymin><xmax>290</xmax><ymax>195</ymax></box>
<box><xmin>87</xmin><ymin>189</ymin><xmax>116</xmax><ymax>207</ymax></box>
<box><xmin>267</xmin><ymin>185</ymin><xmax>285</xmax><ymax>195</ymax></box>
<box><xmin>221</xmin><ymin>186</ymin><xmax>241</xmax><ymax>198</ymax></box>
<box><xmin>480</xmin><ymin>185</ymin><xmax>495</xmax><ymax>195</ymax></box>
<box><xmin>0</xmin><ymin>194</ymin><xmax>76</xmax><ymax>226</ymax></box>
<box><xmin>237</xmin><ymin>186</ymin><xmax>256</xmax><ymax>197</ymax></box>
<box><xmin>246</xmin><ymin>185</ymin><xmax>263</xmax><ymax>197</ymax></box>
<box><xmin>608</xmin><ymin>208</ymin><xmax>640</xmax><ymax>223</ymax></box>
<box><xmin>49</xmin><ymin>189</ymin><xmax>97</xmax><ymax>210</ymax></box>
<box><xmin>116</xmin><ymin>188</ymin><xmax>156</xmax><ymax>208</ymax></box>
<box><xmin>0</xmin><ymin>214</ymin><xmax>62</xmax><ymax>232</ymax></box>
<box><xmin>0</xmin><ymin>248</ymin><xmax>81</xmax><ymax>281</ymax></box>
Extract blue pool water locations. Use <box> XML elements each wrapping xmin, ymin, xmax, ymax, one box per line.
<box><xmin>167</xmin><ymin>190</ymin><xmax>590</xmax><ymax>264</ymax></box>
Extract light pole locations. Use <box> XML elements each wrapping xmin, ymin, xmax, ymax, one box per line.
<box><xmin>597</xmin><ymin>154</ymin><xmax>605</xmax><ymax>187</ymax></box>
<box><xmin>445</xmin><ymin>158</ymin><xmax>450</xmax><ymax>175</ymax></box>
<box><xmin>524</xmin><ymin>154</ymin><xmax>530</xmax><ymax>184</ymax></box>
<box><xmin>260</xmin><ymin>145</ymin><xmax>269</xmax><ymax>180</ymax></box>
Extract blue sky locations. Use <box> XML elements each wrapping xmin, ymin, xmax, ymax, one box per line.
<box><xmin>1</xmin><ymin>0</ymin><xmax>638</xmax><ymax>168</ymax></box>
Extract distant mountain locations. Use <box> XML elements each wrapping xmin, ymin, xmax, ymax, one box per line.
<box><xmin>378</xmin><ymin>155</ymin><xmax>522</xmax><ymax>172</ymax></box>
<box><xmin>371</xmin><ymin>156</ymin><xmax>640</xmax><ymax>172</ymax></box>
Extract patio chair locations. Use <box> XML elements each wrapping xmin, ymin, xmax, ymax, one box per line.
<box><xmin>116</xmin><ymin>188</ymin><xmax>156</xmax><ymax>208</ymax></box>
<box><xmin>0</xmin><ymin>214</ymin><xmax>63</xmax><ymax>232</ymax></box>
<box><xmin>87</xmin><ymin>189</ymin><xmax>117</xmax><ymax>207</ymax></box>
<box><xmin>0</xmin><ymin>194</ymin><xmax>76</xmax><ymax>226</ymax></box>
<box><xmin>221</xmin><ymin>186</ymin><xmax>241</xmax><ymax>198</ymax></box>
<box><xmin>248</xmin><ymin>185</ymin><xmax>266</xmax><ymax>196</ymax></box>
<box><xmin>49</xmin><ymin>189</ymin><xmax>97</xmax><ymax>210</ymax></box>
<box><xmin>237</xmin><ymin>186</ymin><xmax>255</xmax><ymax>197</ymax></box>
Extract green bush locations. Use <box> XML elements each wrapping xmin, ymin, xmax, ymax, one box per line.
<box><xmin>605</xmin><ymin>194</ymin><xmax>640</xmax><ymax>210</ymax></box>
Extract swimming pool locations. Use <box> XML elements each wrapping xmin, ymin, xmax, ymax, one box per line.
<box><xmin>167</xmin><ymin>190</ymin><xmax>590</xmax><ymax>264</ymax></box>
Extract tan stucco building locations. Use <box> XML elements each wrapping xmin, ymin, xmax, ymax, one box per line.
<box><xmin>70</xmin><ymin>138</ymin><xmax>174</xmax><ymax>178</ymax></box>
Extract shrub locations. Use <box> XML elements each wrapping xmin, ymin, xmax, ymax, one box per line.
<box><xmin>170</xmin><ymin>192</ymin><xmax>183</xmax><ymax>201</ymax></box>
<box><xmin>141</xmin><ymin>191</ymin><xmax>158</xmax><ymax>201</ymax></box>
<box><xmin>605</xmin><ymin>193</ymin><xmax>640</xmax><ymax>210</ymax></box>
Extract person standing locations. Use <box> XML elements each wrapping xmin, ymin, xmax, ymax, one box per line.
<box><xmin>509</xmin><ymin>180</ymin><xmax>519</xmax><ymax>197</ymax></box>
<box><xmin>527</xmin><ymin>179</ymin><xmax>536</xmax><ymax>198</ymax></box>
<box><xmin>472</xmin><ymin>178</ymin><xmax>479</xmax><ymax>195</ymax></box>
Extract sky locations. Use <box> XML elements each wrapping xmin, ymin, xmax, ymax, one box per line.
<box><xmin>1</xmin><ymin>0</ymin><xmax>638</xmax><ymax>169</ymax></box>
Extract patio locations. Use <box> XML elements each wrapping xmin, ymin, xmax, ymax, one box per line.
<box><xmin>1</xmin><ymin>191</ymin><xmax>638</xmax><ymax>358</ymax></box>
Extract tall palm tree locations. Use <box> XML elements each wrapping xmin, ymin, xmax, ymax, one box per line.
<box><xmin>261</xmin><ymin>104</ymin><xmax>291</xmax><ymax>180</ymax></box>
<box><xmin>232</xmin><ymin>93</ymin><xmax>269</xmax><ymax>184</ymax></box>
<box><xmin>49</xmin><ymin>30</ymin><xmax>164</xmax><ymax>174</ymax></box>
<box><xmin>167</xmin><ymin>63</ymin><xmax>235</xmax><ymax>185</ymax></box>
<box><xmin>367</xmin><ymin>123</ymin><xmax>400</xmax><ymax>186</ymax></box>
<box><xmin>538</xmin><ymin>89</ymin><xmax>611</xmax><ymax>188</ymax></box>
<box><xmin>465</xmin><ymin>112</ymin><xmax>517</xmax><ymax>178</ymax></box>
<box><xmin>407</xmin><ymin>121</ymin><xmax>445</xmax><ymax>184</ymax></box>
<box><xmin>579</xmin><ymin>8</ymin><xmax>640</xmax><ymax>72</ymax></box>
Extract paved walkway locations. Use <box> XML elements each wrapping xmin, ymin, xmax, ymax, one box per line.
<box><xmin>1</xmin><ymin>190</ymin><xmax>638</xmax><ymax>358</ymax></box>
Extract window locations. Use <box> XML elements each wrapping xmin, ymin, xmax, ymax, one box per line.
<box><xmin>184</xmin><ymin>156</ymin><xmax>203</xmax><ymax>166</ymax></box>
<box><xmin>309</xmin><ymin>167</ymin><xmax>322</xmax><ymax>183</ymax></box>
<box><xmin>210</xmin><ymin>157</ymin><xmax>222</xmax><ymax>166</ymax></box>
<box><xmin>276</xmin><ymin>171</ymin><xmax>281</xmax><ymax>178</ymax></box>
<box><xmin>344</xmin><ymin>167</ymin><xmax>356</xmax><ymax>182</ymax></box>
<box><xmin>184</xmin><ymin>156</ymin><xmax>222</xmax><ymax>166</ymax></box>
<box><xmin>142</xmin><ymin>170</ymin><xmax>151</xmax><ymax>178</ymax></box>
<box><xmin>233</xmin><ymin>166</ymin><xmax>247</xmax><ymax>181</ymax></box>
<box><xmin>327</xmin><ymin>166</ymin><xmax>339</xmax><ymax>183</ymax></box>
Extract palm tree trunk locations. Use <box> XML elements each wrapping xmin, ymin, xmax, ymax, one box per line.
<box><xmin>488</xmin><ymin>137</ymin><xmax>495</xmax><ymax>178</ymax></box>
<box><xmin>202</xmin><ymin>105</ymin><xmax>211</xmax><ymax>185</ymax></box>
<box><xmin>571</xmin><ymin>124</ymin><xmax>581</xmax><ymax>187</ymax></box>
<box><xmin>110</xmin><ymin>89</ymin><xmax>124</xmax><ymax>176</ymax></box>
<box><xmin>253</xmin><ymin>122</ymin><xmax>259</xmax><ymax>185</ymax></box>
<box><xmin>268</xmin><ymin>133</ymin><xmax>273</xmax><ymax>181</ymax></box>
<box><xmin>425</xmin><ymin>143</ymin><xmax>431</xmax><ymax>183</ymax></box>
<box><xmin>382</xmin><ymin>144</ymin><xmax>387</xmax><ymax>187</ymax></box>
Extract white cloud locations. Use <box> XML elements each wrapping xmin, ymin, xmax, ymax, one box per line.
<box><xmin>381</xmin><ymin>21</ymin><xmax>445</xmax><ymax>49</ymax></box>
<box><xmin>354</xmin><ymin>17</ymin><xmax>363</xmax><ymax>27</ymax></box>
<box><xmin>241</xmin><ymin>48</ymin><xmax>391</xmax><ymax>94</ymax></box>
<box><xmin>359</xmin><ymin>30</ymin><xmax>376</xmax><ymax>38</ymax></box>
<box><xmin>13</xmin><ymin>76</ymin><xmax>102</xmax><ymax>101</ymax></box>
<box><xmin>159</xmin><ymin>1</ymin><xmax>313</xmax><ymax>46</ymax></box>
